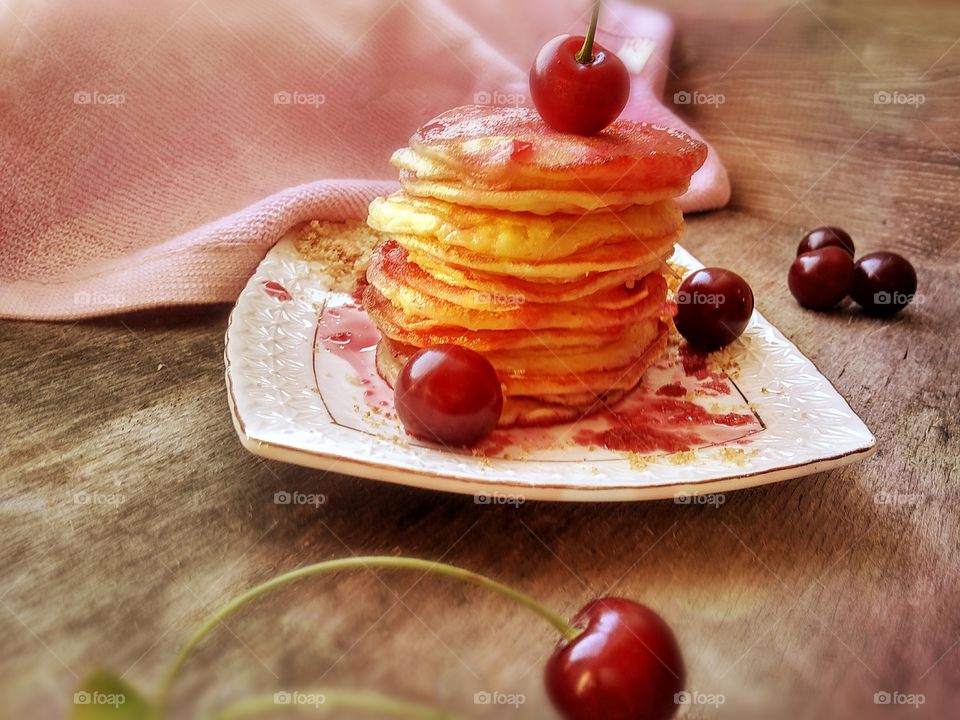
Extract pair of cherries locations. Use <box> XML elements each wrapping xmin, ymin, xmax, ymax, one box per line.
<box><xmin>788</xmin><ymin>227</ymin><xmax>918</xmax><ymax>315</ymax></box>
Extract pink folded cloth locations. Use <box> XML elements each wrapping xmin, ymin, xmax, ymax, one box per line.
<box><xmin>0</xmin><ymin>0</ymin><xmax>730</xmax><ymax>320</ymax></box>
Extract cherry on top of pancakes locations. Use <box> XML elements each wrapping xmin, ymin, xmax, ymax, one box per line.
<box><xmin>408</xmin><ymin>104</ymin><xmax>707</xmax><ymax>189</ymax></box>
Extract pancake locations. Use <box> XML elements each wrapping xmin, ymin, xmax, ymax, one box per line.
<box><xmin>404</xmin><ymin>105</ymin><xmax>708</xmax><ymax>195</ymax></box>
<box><xmin>367</xmin><ymin>247</ymin><xmax>668</xmax><ymax>333</ymax></box>
<box><xmin>407</xmin><ymin>248</ymin><xmax>672</xmax><ymax>303</ymax></box>
<box><xmin>377</xmin><ymin>318</ymin><xmax>660</xmax><ymax>384</ymax></box>
<box><xmin>367</xmin><ymin>192</ymin><xmax>683</xmax><ymax>261</ymax></box>
<box><xmin>363</xmin><ymin>285</ymin><xmax>632</xmax><ymax>352</ymax></box>
<box><xmin>399</xmin><ymin>172</ymin><xmax>682</xmax><ymax>215</ymax></box>
<box><xmin>376</xmin><ymin>325</ymin><xmax>670</xmax><ymax>428</ymax></box>
<box><xmin>367</xmin><ymin>239</ymin><xmax>668</xmax><ymax>313</ymax></box>
<box><xmin>481</xmin><ymin>319</ymin><xmax>662</xmax><ymax>378</ymax></box>
<box><xmin>370</xmin><ymin>274</ymin><xmax>666</xmax><ymax>332</ymax></box>
<box><xmin>397</xmin><ymin>229</ymin><xmax>676</xmax><ymax>282</ymax></box>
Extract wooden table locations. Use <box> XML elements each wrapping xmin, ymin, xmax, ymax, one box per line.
<box><xmin>3</xmin><ymin>0</ymin><xmax>958</xmax><ymax>717</ymax></box>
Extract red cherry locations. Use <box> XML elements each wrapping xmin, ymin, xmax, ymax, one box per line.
<box><xmin>674</xmin><ymin>268</ymin><xmax>754</xmax><ymax>351</ymax></box>
<box><xmin>798</xmin><ymin>226</ymin><xmax>855</xmax><ymax>257</ymax></box>
<box><xmin>394</xmin><ymin>345</ymin><xmax>502</xmax><ymax>446</ymax></box>
<box><xmin>850</xmin><ymin>251</ymin><xmax>917</xmax><ymax>316</ymax></box>
<box><xmin>529</xmin><ymin>28</ymin><xmax>629</xmax><ymax>136</ymax></box>
<box><xmin>787</xmin><ymin>247</ymin><xmax>854</xmax><ymax>311</ymax></box>
<box><xmin>545</xmin><ymin>598</ymin><xmax>684</xmax><ymax>720</ymax></box>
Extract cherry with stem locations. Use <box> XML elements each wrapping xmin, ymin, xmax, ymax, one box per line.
<box><xmin>73</xmin><ymin>555</ymin><xmax>682</xmax><ymax>720</ymax></box>
<box><xmin>530</xmin><ymin>0</ymin><xmax>631</xmax><ymax>135</ymax></box>
<box><xmin>151</xmin><ymin>556</ymin><xmax>579</xmax><ymax>719</ymax></box>
<box><xmin>575</xmin><ymin>1</ymin><xmax>602</xmax><ymax>64</ymax></box>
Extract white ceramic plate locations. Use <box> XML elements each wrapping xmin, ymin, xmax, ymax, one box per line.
<box><xmin>225</xmin><ymin>231</ymin><xmax>875</xmax><ymax>502</ymax></box>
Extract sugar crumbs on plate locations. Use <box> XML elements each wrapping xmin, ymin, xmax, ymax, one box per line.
<box><xmin>718</xmin><ymin>447</ymin><xmax>759</xmax><ymax>464</ymax></box>
<box><xmin>471</xmin><ymin>452</ymin><xmax>494</xmax><ymax>469</ymax></box>
<box><xmin>708</xmin><ymin>343</ymin><xmax>742</xmax><ymax>378</ymax></box>
<box><xmin>669</xmin><ymin>450</ymin><xmax>698</xmax><ymax>465</ymax></box>
<box><xmin>293</xmin><ymin>219</ymin><xmax>378</xmax><ymax>293</ymax></box>
<box><xmin>665</xmin><ymin>261</ymin><xmax>690</xmax><ymax>292</ymax></box>
<box><xmin>627</xmin><ymin>453</ymin><xmax>651</xmax><ymax>470</ymax></box>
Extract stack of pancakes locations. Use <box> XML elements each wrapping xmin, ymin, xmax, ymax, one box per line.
<box><xmin>362</xmin><ymin>105</ymin><xmax>707</xmax><ymax>427</ymax></box>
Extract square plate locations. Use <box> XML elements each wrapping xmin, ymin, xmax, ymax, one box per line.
<box><xmin>225</xmin><ymin>228</ymin><xmax>875</xmax><ymax>502</ymax></box>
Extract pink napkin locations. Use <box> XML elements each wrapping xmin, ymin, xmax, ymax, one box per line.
<box><xmin>0</xmin><ymin>0</ymin><xmax>730</xmax><ymax>320</ymax></box>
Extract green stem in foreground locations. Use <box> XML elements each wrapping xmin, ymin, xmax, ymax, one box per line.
<box><xmin>576</xmin><ymin>0</ymin><xmax>602</xmax><ymax>64</ymax></box>
<box><xmin>153</xmin><ymin>556</ymin><xmax>580</xmax><ymax>719</ymax></box>
<box><xmin>206</xmin><ymin>688</ymin><xmax>457</xmax><ymax>720</ymax></box>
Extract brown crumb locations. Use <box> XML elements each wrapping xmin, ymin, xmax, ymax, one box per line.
<box><xmin>627</xmin><ymin>453</ymin><xmax>650</xmax><ymax>470</ymax></box>
<box><xmin>707</xmin><ymin>343</ymin><xmax>742</xmax><ymax>377</ymax></box>
<box><xmin>293</xmin><ymin>219</ymin><xmax>379</xmax><ymax>293</ymax></box>
<box><xmin>719</xmin><ymin>447</ymin><xmax>747</xmax><ymax>464</ymax></box>
<box><xmin>665</xmin><ymin>260</ymin><xmax>690</xmax><ymax>293</ymax></box>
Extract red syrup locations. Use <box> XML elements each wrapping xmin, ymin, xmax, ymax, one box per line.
<box><xmin>679</xmin><ymin>341</ymin><xmax>731</xmax><ymax>396</ymax></box>
<box><xmin>511</xmin><ymin>139</ymin><xmax>534</xmax><ymax>160</ymax></box>
<box><xmin>317</xmin><ymin>303</ymin><xmax>391</xmax><ymax>409</ymax></box>
<box><xmin>263</xmin><ymin>280</ymin><xmax>292</xmax><ymax>301</ymax></box>
<box><xmin>572</xmin><ymin>342</ymin><xmax>761</xmax><ymax>455</ymax></box>
<box><xmin>573</xmin><ymin>393</ymin><xmax>757</xmax><ymax>455</ymax></box>
<box><xmin>656</xmin><ymin>382</ymin><xmax>686</xmax><ymax>397</ymax></box>
<box><xmin>316</xmin><ymin>303</ymin><xmax>761</xmax><ymax>456</ymax></box>
<box><xmin>679</xmin><ymin>342</ymin><xmax>709</xmax><ymax>377</ymax></box>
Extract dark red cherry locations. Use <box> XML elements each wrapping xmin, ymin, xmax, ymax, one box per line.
<box><xmin>787</xmin><ymin>247</ymin><xmax>854</xmax><ymax>311</ymax></box>
<box><xmin>529</xmin><ymin>33</ymin><xmax>630</xmax><ymax>135</ymax></box>
<box><xmin>798</xmin><ymin>226</ymin><xmax>855</xmax><ymax>257</ymax></box>
<box><xmin>394</xmin><ymin>345</ymin><xmax>502</xmax><ymax>446</ymax></box>
<box><xmin>545</xmin><ymin>597</ymin><xmax>684</xmax><ymax>720</ymax></box>
<box><xmin>850</xmin><ymin>251</ymin><xmax>918</xmax><ymax>316</ymax></box>
<box><xmin>674</xmin><ymin>268</ymin><xmax>754</xmax><ymax>351</ymax></box>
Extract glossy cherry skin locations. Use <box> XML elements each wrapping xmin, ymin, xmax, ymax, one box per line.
<box><xmin>674</xmin><ymin>268</ymin><xmax>754</xmax><ymax>351</ymax></box>
<box><xmin>394</xmin><ymin>345</ymin><xmax>503</xmax><ymax>446</ymax></box>
<box><xmin>788</xmin><ymin>247</ymin><xmax>854</xmax><ymax>311</ymax></box>
<box><xmin>798</xmin><ymin>226</ymin><xmax>855</xmax><ymax>257</ymax></box>
<box><xmin>530</xmin><ymin>34</ymin><xmax>630</xmax><ymax>135</ymax></box>
<box><xmin>850</xmin><ymin>251</ymin><xmax>918</xmax><ymax>316</ymax></box>
<box><xmin>545</xmin><ymin>598</ymin><xmax>684</xmax><ymax>720</ymax></box>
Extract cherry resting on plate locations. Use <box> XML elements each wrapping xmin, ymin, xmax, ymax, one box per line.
<box><xmin>674</xmin><ymin>268</ymin><xmax>754</xmax><ymax>351</ymax></box>
<box><xmin>394</xmin><ymin>344</ymin><xmax>503</xmax><ymax>446</ymax></box>
<box><xmin>788</xmin><ymin>246</ymin><xmax>854</xmax><ymax>311</ymax></box>
<box><xmin>530</xmin><ymin>2</ymin><xmax>630</xmax><ymax>135</ymax></box>
<box><xmin>797</xmin><ymin>226</ymin><xmax>855</xmax><ymax>257</ymax></box>
<box><xmin>546</xmin><ymin>597</ymin><xmax>685</xmax><ymax>720</ymax></box>
<box><xmin>850</xmin><ymin>251</ymin><xmax>917</xmax><ymax>316</ymax></box>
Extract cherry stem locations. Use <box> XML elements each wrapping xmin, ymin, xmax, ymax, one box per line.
<box><xmin>152</xmin><ymin>556</ymin><xmax>580</xmax><ymax>719</ymax></box>
<box><xmin>576</xmin><ymin>0</ymin><xmax>602</xmax><ymax>64</ymax></box>
<box><xmin>205</xmin><ymin>688</ymin><xmax>456</xmax><ymax>720</ymax></box>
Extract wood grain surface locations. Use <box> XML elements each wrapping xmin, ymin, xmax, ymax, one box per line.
<box><xmin>2</xmin><ymin>0</ymin><xmax>959</xmax><ymax>718</ymax></box>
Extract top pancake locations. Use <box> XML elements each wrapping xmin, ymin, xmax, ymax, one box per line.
<box><xmin>405</xmin><ymin>104</ymin><xmax>708</xmax><ymax>195</ymax></box>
